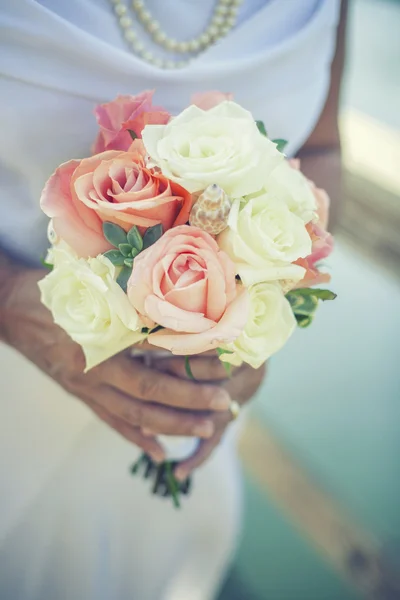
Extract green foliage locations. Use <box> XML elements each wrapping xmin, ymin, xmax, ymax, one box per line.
<box><xmin>184</xmin><ymin>356</ymin><xmax>195</xmax><ymax>380</ymax></box>
<box><xmin>142</xmin><ymin>224</ymin><xmax>163</xmax><ymax>250</ymax></box>
<box><xmin>256</xmin><ymin>120</ymin><xmax>267</xmax><ymax>137</ymax></box>
<box><xmin>216</xmin><ymin>348</ymin><xmax>233</xmax><ymax>377</ymax></box>
<box><xmin>103</xmin><ymin>249</ymin><xmax>126</xmax><ymax>267</ymax></box>
<box><xmin>103</xmin><ymin>222</ymin><xmax>128</xmax><ymax>247</ymax></box>
<box><xmin>272</xmin><ymin>138</ymin><xmax>288</xmax><ymax>153</ymax></box>
<box><xmin>127</xmin><ymin>225</ymin><xmax>143</xmax><ymax>252</ymax></box>
<box><xmin>116</xmin><ymin>266</ymin><xmax>132</xmax><ymax>292</ymax></box>
<box><xmin>40</xmin><ymin>257</ymin><xmax>53</xmax><ymax>271</ymax></box>
<box><xmin>286</xmin><ymin>288</ymin><xmax>337</xmax><ymax>328</ymax></box>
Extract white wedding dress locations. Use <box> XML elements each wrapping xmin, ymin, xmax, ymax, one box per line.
<box><xmin>0</xmin><ymin>1</ymin><xmax>340</xmax><ymax>598</ymax></box>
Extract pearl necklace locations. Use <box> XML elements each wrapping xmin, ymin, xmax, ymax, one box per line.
<box><xmin>110</xmin><ymin>0</ymin><xmax>243</xmax><ymax>69</ymax></box>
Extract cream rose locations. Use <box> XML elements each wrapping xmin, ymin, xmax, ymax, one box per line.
<box><xmin>265</xmin><ymin>160</ymin><xmax>317</xmax><ymax>223</ymax></box>
<box><xmin>38</xmin><ymin>248</ymin><xmax>144</xmax><ymax>370</ymax></box>
<box><xmin>218</xmin><ymin>192</ymin><xmax>312</xmax><ymax>286</ymax></box>
<box><xmin>142</xmin><ymin>101</ymin><xmax>283</xmax><ymax>198</ymax></box>
<box><xmin>219</xmin><ymin>282</ymin><xmax>296</xmax><ymax>369</ymax></box>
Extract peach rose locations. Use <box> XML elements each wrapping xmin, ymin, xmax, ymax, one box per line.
<box><xmin>92</xmin><ymin>91</ymin><xmax>170</xmax><ymax>153</ymax></box>
<box><xmin>127</xmin><ymin>225</ymin><xmax>250</xmax><ymax>355</ymax></box>
<box><xmin>191</xmin><ymin>91</ymin><xmax>234</xmax><ymax>110</ymax></box>
<box><xmin>294</xmin><ymin>210</ymin><xmax>334</xmax><ymax>289</ymax></box>
<box><xmin>40</xmin><ymin>141</ymin><xmax>193</xmax><ymax>258</ymax></box>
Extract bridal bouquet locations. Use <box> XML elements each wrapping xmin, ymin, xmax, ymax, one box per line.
<box><xmin>38</xmin><ymin>91</ymin><xmax>335</xmax><ymax>507</ymax></box>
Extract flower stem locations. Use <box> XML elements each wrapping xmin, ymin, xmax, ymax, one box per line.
<box><xmin>165</xmin><ymin>461</ymin><xmax>181</xmax><ymax>509</ymax></box>
<box><xmin>184</xmin><ymin>355</ymin><xmax>195</xmax><ymax>380</ymax></box>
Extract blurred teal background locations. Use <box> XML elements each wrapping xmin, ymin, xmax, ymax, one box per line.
<box><xmin>221</xmin><ymin>1</ymin><xmax>400</xmax><ymax>598</ymax></box>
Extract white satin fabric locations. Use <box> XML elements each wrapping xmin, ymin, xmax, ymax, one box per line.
<box><xmin>0</xmin><ymin>1</ymin><xmax>340</xmax><ymax>598</ymax></box>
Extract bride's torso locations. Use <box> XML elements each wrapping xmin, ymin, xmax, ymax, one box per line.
<box><xmin>0</xmin><ymin>0</ymin><xmax>340</xmax><ymax>263</ymax></box>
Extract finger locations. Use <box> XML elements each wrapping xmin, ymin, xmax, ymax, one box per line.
<box><xmin>225</xmin><ymin>363</ymin><xmax>267</xmax><ymax>406</ymax></box>
<box><xmin>174</xmin><ymin>431</ymin><xmax>225</xmax><ymax>480</ymax></box>
<box><xmin>101</xmin><ymin>354</ymin><xmax>231</xmax><ymax>411</ymax></box>
<box><xmin>95</xmin><ymin>385</ymin><xmax>217</xmax><ymax>438</ymax></box>
<box><xmin>156</xmin><ymin>354</ymin><xmax>240</xmax><ymax>382</ymax></box>
<box><xmin>85</xmin><ymin>398</ymin><xmax>165</xmax><ymax>462</ymax></box>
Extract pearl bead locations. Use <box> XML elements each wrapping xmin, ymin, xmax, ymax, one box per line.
<box><xmin>219</xmin><ymin>26</ymin><xmax>230</xmax><ymax>37</ymax></box>
<box><xmin>174</xmin><ymin>61</ymin><xmax>189</xmax><ymax>69</ymax></box>
<box><xmin>164</xmin><ymin>38</ymin><xmax>178</xmax><ymax>51</ymax></box>
<box><xmin>225</xmin><ymin>16</ymin><xmax>236</xmax><ymax>29</ymax></box>
<box><xmin>110</xmin><ymin>0</ymin><xmax>121</xmax><ymax>4</ymax></box>
<box><xmin>219</xmin><ymin>0</ymin><xmax>231</xmax><ymax>5</ymax></box>
<box><xmin>199</xmin><ymin>33</ymin><xmax>211</xmax><ymax>46</ymax></box>
<box><xmin>176</xmin><ymin>41</ymin><xmax>190</xmax><ymax>53</ymax></box>
<box><xmin>132</xmin><ymin>0</ymin><xmax>144</xmax><ymax>8</ymax></box>
<box><xmin>119</xmin><ymin>15</ymin><xmax>132</xmax><ymax>28</ymax></box>
<box><xmin>153</xmin><ymin>31</ymin><xmax>167</xmax><ymax>44</ymax></box>
<box><xmin>114</xmin><ymin>3</ymin><xmax>127</xmax><ymax>16</ymax></box>
<box><xmin>124</xmin><ymin>29</ymin><xmax>137</xmax><ymax>42</ymax></box>
<box><xmin>141</xmin><ymin>50</ymin><xmax>154</xmax><ymax>62</ymax></box>
<box><xmin>147</xmin><ymin>20</ymin><xmax>160</xmax><ymax>33</ymax></box>
<box><xmin>164</xmin><ymin>60</ymin><xmax>177</xmax><ymax>70</ymax></box>
<box><xmin>138</xmin><ymin>9</ymin><xmax>152</xmax><ymax>24</ymax></box>
<box><xmin>211</xmin><ymin>15</ymin><xmax>225</xmax><ymax>27</ymax></box>
<box><xmin>152</xmin><ymin>58</ymin><xmax>165</xmax><ymax>68</ymax></box>
<box><xmin>187</xmin><ymin>39</ymin><xmax>201</xmax><ymax>52</ymax></box>
<box><xmin>207</xmin><ymin>25</ymin><xmax>220</xmax><ymax>38</ymax></box>
<box><xmin>132</xmin><ymin>40</ymin><xmax>145</xmax><ymax>53</ymax></box>
<box><xmin>215</xmin><ymin>5</ymin><xmax>229</xmax><ymax>15</ymax></box>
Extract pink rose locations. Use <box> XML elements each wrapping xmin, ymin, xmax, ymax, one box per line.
<box><xmin>40</xmin><ymin>141</ymin><xmax>193</xmax><ymax>258</ymax></box>
<box><xmin>191</xmin><ymin>91</ymin><xmax>234</xmax><ymax>111</ymax></box>
<box><xmin>294</xmin><ymin>208</ymin><xmax>334</xmax><ymax>289</ymax></box>
<box><xmin>311</xmin><ymin>183</ymin><xmax>330</xmax><ymax>231</ymax></box>
<box><xmin>127</xmin><ymin>225</ymin><xmax>249</xmax><ymax>355</ymax></box>
<box><xmin>92</xmin><ymin>91</ymin><xmax>170</xmax><ymax>153</ymax></box>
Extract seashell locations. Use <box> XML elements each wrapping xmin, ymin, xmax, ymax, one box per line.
<box><xmin>189</xmin><ymin>184</ymin><xmax>232</xmax><ymax>235</ymax></box>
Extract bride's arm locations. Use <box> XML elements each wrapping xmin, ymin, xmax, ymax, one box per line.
<box><xmin>297</xmin><ymin>0</ymin><xmax>348</xmax><ymax>230</ymax></box>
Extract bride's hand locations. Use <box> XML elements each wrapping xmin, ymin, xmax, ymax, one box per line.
<box><xmin>155</xmin><ymin>354</ymin><xmax>267</xmax><ymax>479</ymax></box>
<box><xmin>1</xmin><ymin>268</ymin><xmax>233</xmax><ymax>463</ymax></box>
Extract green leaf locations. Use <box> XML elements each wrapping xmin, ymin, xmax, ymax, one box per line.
<box><xmin>272</xmin><ymin>138</ymin><xmax>288</xmax><ymax>153</ymax></box>
<box><xmin>103</xmin><ymin>249</ymin><xmax>126</xmax><ymax>267</ymax></box>
<box><xmin>184</xmin><ymin>356</ymin><xmax>196</xmax><ymax>381</ymax></box>
<box><xmin>165</xmin><ymin>461</ymin><xmax>181</xmax><ymax>510</ymax></box>
<box><xmin>40</xmin><ymin>257</ymin><xmax>53</xmax><ymax>271</ymax></box>
<box><xmin>128</xmin><ymin>129</ymin><xmax>138</xmax><ymax>140</ymax></box>
<box><xmin>256</xmin><ymin>120</ymin><xmax>267</xmax><ymax>137</ymax></box>
<box><xmin>288</xmin><ymin>288</ymin><xmax>337</xmax><ymax>302</ymax></box>
<box><xmin>216</xmin><ymin>347</ymin><xmax>234</xmax><ymax>356</ymax></box>
<box><xmin>295</xmin><ymin>314</ymin><xmax>313</xmax><ymax>328</ymax></box>
<box><xmin>216</xmin><ymin>348</ymin><xmax>233</xmax><ymax>377</ymax></box>
<box><xmin>116</xmin><ymin>266</ymin><xmax>132</xmax><ymax>292</ymax></box>
<box><xmin>118</xmin><ymin>243</ymin><xmax>133</xmax><ymax>257</ymax></box>
<box><xmin>127</xmin><ymin>225</ymin><xmax>143</xmax><ymax>252</ymax></box>
<box><xmin>142</xmin><ymin>224</ymin><xmax>164</xmax><ymax>250</ymax></box>
<box><xmin>131</xmin><ymin>247</ymin><xmax>140</xmax><ymax>258</ymax></box>
<box><xmin>103</xmin><ymin>222</ymin><xmax>128</xmax><ymax>248</ymax></box>
<box><xmin>124</xmin><ymin>257</ymin><xmax>134</xmax><ymax>268</ymax></box>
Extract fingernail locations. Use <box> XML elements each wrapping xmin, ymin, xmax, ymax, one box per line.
<box><xmin>193</xmin><ymin>421</ymin><xmax>214</xmax><ymax>438</ymax></box>
<box><xmin>142</xmin><ymin>428</ymin><xmax>155</xmax><ymax>437</ymax></box>
<box><xmin>150</xmin><ymin>450</ymin><xmax>164</xmax><ymax>464</ymax></box>
<box><xmin>174</xmin><ymin>468</ymin><xmax>187</xmax><ymax>482</ymax></box>
<box><xmin>210</xmin><ymin>390</ymin><xmax>231</xmax><ymax>411</ymax></box>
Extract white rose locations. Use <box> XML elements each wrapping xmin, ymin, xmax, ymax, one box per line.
<box><xmin>218</xmin><ymin>193</ymin><xmax>312</xmax><ymax>286</ymax></box>
<box><xmin>142</xmin><ymin>101</ymin><xmax>283</xmax><ymax>198</ymax></box>
<box><xmin>219</xmin><ymin>282</ymin><xmax>296</xmax><ymax>369</ymax></box>
<box><xmin>38</xmin><ymin>248</ymin><xmax>144</xmax><ymax>371</ymax></box>
<box><xmin>265</xmin><ymin>160</ymin><xmax>316</xmax><ymax>223</ymax></box>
